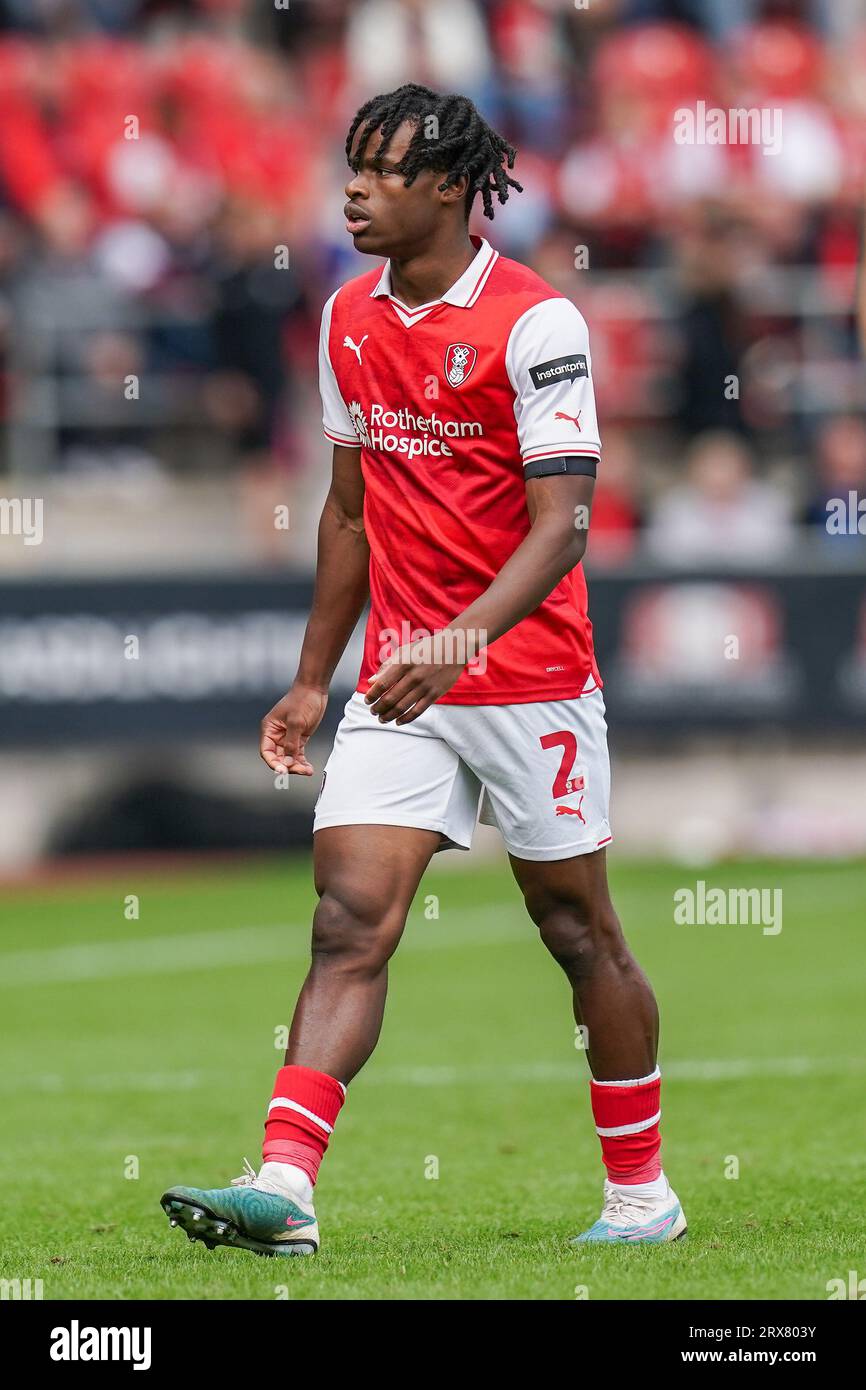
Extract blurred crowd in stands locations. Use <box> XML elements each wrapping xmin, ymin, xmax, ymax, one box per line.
<box><xmin>1</xmin><ymin>0</ymin><xmax>865</xmax><ymax>568</ymax></box>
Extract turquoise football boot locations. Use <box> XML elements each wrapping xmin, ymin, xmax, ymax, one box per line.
<box><xmin>571</xmin><ymin>1178</ymin><xmax>687</xmax><ymax>1244</ymax></box>
<box><xmin>161</xmin><ymin>1159</ymin><xmax>318</xmax><ymax>1257</ymax></box>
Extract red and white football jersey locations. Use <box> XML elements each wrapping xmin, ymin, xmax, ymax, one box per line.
<box><xmin>319</xmin><ymin>234</ymin><xmax>602</xmax><ymax>704</ymax></box>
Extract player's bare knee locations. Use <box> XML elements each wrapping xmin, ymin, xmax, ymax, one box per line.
<box><xmin>311</xmin><ymin>886</ymin><xmax>403</xmax><ymax>973</ymax></box>
<box><xmin>536</xmin><ymin>907</ymin><xmax>596</xmax><ymax>975</ymax></box>
<box><xmin>530</xmin><ymin>895</ymin><xmax>625</xmax><ymax>977</ymax></box>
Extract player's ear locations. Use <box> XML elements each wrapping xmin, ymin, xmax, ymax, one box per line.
<box><xmin>439</xmin><ymin>172</ymin><xmax>469</xmax><ymax>209</ymax></box>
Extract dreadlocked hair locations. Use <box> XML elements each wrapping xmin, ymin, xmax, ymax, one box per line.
<box><xmin>345</xmin><ymin>83</ymin><xmax>522</xmax><ymax>221</ymax></box>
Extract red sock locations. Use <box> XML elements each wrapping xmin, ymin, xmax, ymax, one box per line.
<box><xmin>589</xmin><ymin>1066</ymin><xmax>662</xmax><ymax>1184</ymax></box>
<box><xmin>263</xmin><ymin>1064</ymin><xmax>346</xmax><ymax>1186</ymax></box>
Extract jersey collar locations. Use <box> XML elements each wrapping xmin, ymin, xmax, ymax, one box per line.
<box><xmin>369</xmin><ymin>234</ymin><xmax>498</xmax><ymax>310</ymax></box>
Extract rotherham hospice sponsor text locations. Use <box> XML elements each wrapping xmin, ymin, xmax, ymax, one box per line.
<box><xmin>350</xmin><ymin>401</ymin><xmax>483</xmax><ymax>457</ymax></box>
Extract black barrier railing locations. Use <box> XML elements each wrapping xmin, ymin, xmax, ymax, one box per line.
<box><xmin>0</xmin><ymin>566</ymin><xmax>865</xmax><ymax>744</ymax></box>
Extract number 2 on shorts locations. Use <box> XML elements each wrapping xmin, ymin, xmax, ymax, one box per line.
<box><xmin>539</xmin><ymin>730</ymin><xmax>584</xmax><ymax>799</ymax></box>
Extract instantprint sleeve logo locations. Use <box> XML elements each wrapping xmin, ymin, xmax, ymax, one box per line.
<box><xmin>530</xmin><ymin>354</ymin><xmax>589</xmax><ymax>389</ymax></box>
<box><xmin>444</xmin><ymin>343</ymin><xmax>478</xmax><ymax>388</ymax></box>
<box><xmin>348</xmin><ymin>401</ymin><xmax>371</xmax><ymax>447</ymax></box>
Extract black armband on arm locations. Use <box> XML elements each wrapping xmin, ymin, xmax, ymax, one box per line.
<box><xmin>523</xmin><ymin>455</ymin><xmax>598</xmax><ymax>482</ymax></box>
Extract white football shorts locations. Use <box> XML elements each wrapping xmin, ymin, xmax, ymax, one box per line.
<box><xmin>313</xmin><ymin>686</ymin><xmax>612</xmax><ymax>862</ymax></box>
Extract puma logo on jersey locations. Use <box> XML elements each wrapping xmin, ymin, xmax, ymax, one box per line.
<box><xmin>555</xmin><ymin>795</ymin><xmax>585</xmax><ymax>822</ymax></box>
<box><xmin>555</xmin><ymin>410</ymin><xmax>582</xmax><ymax>431</ymax></box>
<box><xmin>343</xmin><ymin>334</ymin><xmax>369</xmax><ymax>364</ymax></box>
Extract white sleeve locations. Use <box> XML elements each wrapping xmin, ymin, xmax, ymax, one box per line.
<box><xmin>505</xmin><ymin>297</ymin><xmax>601</xmax><ymax>470</ymax></box>
<box><xmin>319</xmin><ymin>289</ymin><xmax>361</xmax><ymax>448</ymax></box>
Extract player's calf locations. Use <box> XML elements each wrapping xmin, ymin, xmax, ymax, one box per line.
<box><xmin>512</xmin><ymin>853</ymin><xmax>684</xmax><ymax>1244</ymax></box>
<box><xmin>162</xmin><ymin>1065</ymin><xmax>346</xmax><ymax>1258</ymax></box>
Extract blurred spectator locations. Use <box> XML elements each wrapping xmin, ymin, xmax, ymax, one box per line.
<box><xmin>804</xmin><ymin>413</ymin><xmax>866</xmax><ymax>548</ymax></box>
<box><xmin>343</xmin><ymin>0</ymin><xmax>493</xmax><ymax>97</ymax></box>
<box><xmin>0</xmin><ymin>0</ymin><xmax>145</xmax><ymax>34</ymax></box>
<box><xmin>671</xmin><ymin>212</ymin><xmax>752</xmax><ymax>437</ymax></box>
<box><xmin>619</xmin><ymin>1</ymin><xmax>864</xmax><ymax>41</ymax></box>
<box><xmin>0</xmin><ymin>3</ymin><xmax>862</xmax><ymax>569</ymax></box>
<box><xmin>620</xmin><ymin>1</ymin><xmax>753</xmax><ymax>40</ymax></box>
<box><xmin>860</xmin><ymin>181</ymin><xmax>866</xmax><ymax>358</ymax></box>
<box><xmin>559</xmin><ymin>23</ymin><xmax>723</xmax><ymax>256</ymax></box>
<box><xmin>0</xmin><ymin>210</ymin><xmax>22</xmax><ymax>449</ymax></box>
<box><xmin>488</xmin><ymin>0</ymin><xmax>570</xmax><ymax>155</ymax></box>
<box><xmin>645</xmin><ymin>431</ymin><xmax>796</xmax><ymax>565</ymax></box>
<box><xmin>58</xmin><ymin>328</ymin><xmax>157</xmax><ymax>475</ymax></box>
<box><xmin>206</xmin><ymin>196</ymin><xmax>307</xmax><ymax>464</ymax></box>
<box><xmin>587</xmin><ymin>426</ymin><xmax>643</xmax><ymax>567</ymax></box>
<box><xmin>818</xmin><ymin>0</ymin><xmax>866</xmax><ymax>41</ymax></box>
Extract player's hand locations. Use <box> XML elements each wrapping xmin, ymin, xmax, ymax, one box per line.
<box><xmin>259</xmin><ymin>683</ymin><xmax>328</xmax><ymax>776</ymax></box>
<box><xmin>365</xmin><ymin>637</ymin><xmax>466</xmax><ymax>725</ymax></box>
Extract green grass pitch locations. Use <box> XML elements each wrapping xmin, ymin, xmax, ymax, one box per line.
<box><xmin>2</xmin><ymin>854</ymin><xmax>864</xmax><ymax>1301</ymax></box>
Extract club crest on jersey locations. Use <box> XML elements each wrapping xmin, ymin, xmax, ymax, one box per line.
<box><xmin>444</xmin><ymin>342</ymin><xmax>477</xmax><ymax>389</ymax></box>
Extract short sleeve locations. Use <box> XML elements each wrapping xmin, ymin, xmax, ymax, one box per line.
<box><xmin>319</xmin><ymin>289</ymin><xmax>361</xmax><ymax>448</ymax></box>
<box><xmin>505</xmin><ymin>297</ymin><xmax>601</xmax><ymax>470</ymax></box>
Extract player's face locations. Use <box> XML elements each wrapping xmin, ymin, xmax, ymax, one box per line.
<box><xmin>344</xmin><ymin>120</ymin><xmax>457</xmax><ymax>256</ymax></box>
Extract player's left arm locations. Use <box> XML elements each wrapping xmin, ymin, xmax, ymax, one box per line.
<box><xmin>366</xmin><ymin>297</ymin><xmax>601</xmax><ymax>724</ymax></box>
<box><xmin>446</xmin><ymin>467</ymin><xmax>594</xmax><ymax>646</ymax></box>
<box><xmin>365</xmin><ymin>473</ymin><xmax>594</xmax><ymax>722</ymax></box>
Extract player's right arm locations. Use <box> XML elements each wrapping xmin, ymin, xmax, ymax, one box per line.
<box><xmin>259</xmin><ymin>443</ymin><xmax>367</xmax><ymax>776</ymax></box>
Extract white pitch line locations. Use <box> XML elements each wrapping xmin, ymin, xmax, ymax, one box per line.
<box><xmin>0</xmin><ymin>909</ymin><xmax>528</xmax><ymax>987</ymax></box>
<box><xmin>362</xmin><ymin>1056</ymin><xmax>866</xmax><ymax>1086</ymax></box>
<box><xmin>6</xmin><ymin>861</ymin><xmax>862</xmax><ymax>989</ymax></box>
<box><xmin>0</xmin><ymin>1055</ymin><xmax>862</xmax><ymax>1095</ymax></box>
